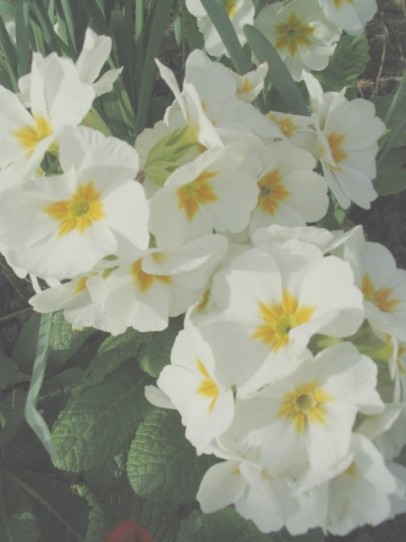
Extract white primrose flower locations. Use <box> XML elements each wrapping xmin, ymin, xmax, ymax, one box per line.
<box><xmin>230</xmin><ymin>63</ymin><xmax>268</xmax><ymax>103</ymax></box>
<box><xmin>254</xmin><ymin>0</ymin><xmax>340</xmax><ymax>81</ymax></box>
<box><xmin>201</xmin><ymin>240</ymin><xmax>364</xmax><ymax>388</ymax></box>
<box><xmin>303</xmin><ymin>71</ymin><xmax>386</xmax><ymax>209</ymax></box>
<box><xmin>183</xmin><ymin>50</ymin><xmax>282</xmax><ymax>140</ymax></box>
<box><xmin>250</xmin><ymin>141</ymin><xmax>329</xmax><ymax>234</ymax></box>
<box><xmin>185</xmin><ymin>0</ymin><xmax>255</xmax><ymax>58</ymax></box>
<box><xmin>149</xmin><ymin>144</ymin><xmax>261</xmax><ymax>252</ymax></box>
<box><xmin>266</xmin><ymin>110</ymin><xmax>314</xmax><ymax>151</ymax></box>
<box><xmin>0</xmin><ymin>127</ymin><xmax>149</xmax><ymax>279</ymax></box>
<box><xmin>29</xmin><ymin>272</ymin><xmax>101</xmax><ymax>330</ymax></box>
<box><xmin>86</xmin><ymin>235</ymin><xmax>228</xmax><ymax>335</ymax></box>
<box><xmin>290</xmin><ymin>435</ymin><xmax>400</xmax><ymax>536</ymax></box>
<box><xmin>318</xmin><ymin>0</ymin><xmax>377</xmax><ymax>35</ymax></box>
<box><xmin>156</xmin><ymin>320</ymin><xmax>235</xmax><ymax>454</ymax></box>
<box><xmin>155</xmin><ymin>58</ymin><xmax>223</xmax><ymax>150</ymax></box>
<box><xmin>244</xmin><ymin>343</ymin><xmax>384</xmax><ymax>475</ymax></box>
<box><xmin>19</xmin><ymin>28</ymin><xmax>122</xmax><ymax>104</ymax></box>
<box><xmin>197</xmin><ymin>457</ymin><xmax>299</xmax><ymax>533</ymax></box>
<box><xmin>344</xmin><ymin>235</ymin><xmax>406</xmax><ymax>342</ymax></box>
<box><xmin>0</xmin><ymin>53</ymin><xmax>95</xmax><ymax>191</ymax></box>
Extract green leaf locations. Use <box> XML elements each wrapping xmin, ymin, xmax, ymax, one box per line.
<box><xmin>176</xmin><ymin>508</ymin><xmax>278</xmax><ymax>542</ymax></box>
<box><xmin>13</xmin><ymin>312</ymin><xmax>94</xmax><ymax>374</ymax></box>
<box><xmin>374</xmin><ymin>146</ymin><xmax>406</xmax><ymax>196</ymax></box>
<box><xmin>177</xmin><ymin>508</ymin><xmax>325</xmax><ymax>542</ymax></box>
<box><xmin>52</xmin><ymin>360</ymin><xmax>151</xmax><ymax>471</ymax></box>
<box><xmin>377</xmin><ymin>72</ymin><xmax>406</xmax><ymax>165</ymax></box>
<box><xmin>0</xmin><ymin>464</ymin><xmax>40</xmax><ymax>542</ymax></box>
<box><xmin>178</xmin><ymin>0</ymin><xmax>204</xmax><ymax>50</ymax></box>
<box><xmin>315</xmin><ymin>34</ymin><xmax>369</xmax><ymax>94</ymax></box>
<box><xmin>244</xmin><ymin>25</ymin><xmax>308</xmax><ymax>116</ymax></box>
<box><xmin>135</xmin><ymin>0</ymin><xmax>176</xmax><ymax>135</ymax></box>
<box><xmin>72</xmin><ymin>328</ymin><xmax>150</xmax><ymax>396</ymax></box>
<box><xmin>15</xmin><ymin>0</ymin><xmax>30</xmax><ymax>78</ymax></box>
<box><xmin>138</xmin><ymin>315</ymin><xmax>183</xmax><ymax>377</ymax></box>
<box><xmin>0</xmin><ymin>353</ymin><xmax>17</xmax><ymax>390</ymax></box>
<box><xmin>0</xmin><ymin>13</ymin><xmax>18</xmax><ymax>90</ymax></box>
<box><xmin>0</xmin><ymin>389</ymin><xmax>26</xmax><ymax>445</ymax></box>
<box><xmin>200</xmin><ymin>0</ymin><xmax>250</xmax><ymax>75</ymax></box>
<box><xmin>24</xmin><ymin>313</ymin><xmax>56</xmax><ymax>460</ymax></box>
<box><xmin>12</xmin><ymin>471</ymin><xmax>88</xmax><ymax>542</ymax></box>
<box><xmin>73</xmin><ymin>485</ymin><xmax>105</xmax><ymax>542</ymax></box>
<box><xmin>127</xmin><ymin>409</ymin><xmax>215</xmax><ymax>506</ymax></box>
<box><xmin>111</xmin><ymin>10</ymin><xmax>135</xmax><ymax>106</ymax></box>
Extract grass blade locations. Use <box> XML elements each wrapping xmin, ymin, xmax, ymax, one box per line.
<box><xmin>200</xmin><ymin>0</ymin><xmax>250</xmax><ymax>74</ymax></box>
<box><xmin>134</xmin><ymin>0</ymin><xmax>145</xmax><ymax>97</ymax></box>
<box><xmin>135</xmin><ymin>0</ymin><xmax>176</xmax><ymax>135</ymax></box>
<box><xmin>0</xmin><ymin>13</ymin><xmax>18</xmax><ymax>90</ymax></box>
<box><xmin>16</xmin><ymin>0</ymin><xmax>30</xmax><ymax>78</ymax></box>
<box><xmin>30</xmin><ymin>0</ymin><xmax>62</xmax><ymax>55</ymax></box>
<box><xmin>24</xmin><ymin>313</ymin><xmax>56</xmax><ymax>460</ymax></box>
<box><xmin>244</xmin><ymin>24</ymin><xmax>309</xmax><ymax>116</ymax></box>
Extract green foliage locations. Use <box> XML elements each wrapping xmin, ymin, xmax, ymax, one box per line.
<box><xmin>374</xmin><ymin>147</ymin><xmax>406</xmax><ymax>196</ymax></box>
<box><xmin>177</xmin><ymin>508</ymin><xmax>277</xmax><ymax>542</ymax></box>
<box><xmin>244</xmin><ymin>25</ymin><xmax>308</xmax><ymax>116</ymax></box>
<box><xmin>0</xmin><ymin>353</ymin><xmax>17</xmax><ymax>390</ymax></box>
<box><xmin>0</xmin><ymin>464</ymin><xmax>40</xmax><ymax>542</ymax></box>
<box><xmin>12</xmin><ymin>471</ymin><xmax>89</xmax><ymax>542</ymax></box>
<box><xmin>315</xmin><ymin>34</ymin><xmax>369</xmax><ymax>96</ymax></box>
<box><xmin>52</xmin><ymin>360</ymin><xmax>151</xmax><ymax>471</ymax></box>
<box><xmin>128</xmin><ymin>408</ymin><xmax>215</xmax><ymax>506</ymax></box>
<box><xmin>13</xmin><ymin>312</ymin><xmax>94</xmax><ymax>374</ymax></box>
<box><xmin>200</xmin><ymin>0</ymin><xmax>250</xmax><ymax>74</ymax></box>
<box><xmin>178</xmin><ymin>0</ymin><xmax>204</xmax><ymax>50</ymax></box>
<box><xmin>138</xmin><ymin>315</ymin><xmax>183</xmax><ymax>377</ymax></box>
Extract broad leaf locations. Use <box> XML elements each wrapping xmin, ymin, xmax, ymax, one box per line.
<box><xmin>315</xmin><ymin>34</ymin><xmax>369</xmax><ymax>94</ymax></box>
<box><xmin>374</xmin><ymin>147</ymin><xmax>406</xmax><ymax>196</ymax></box>
<box><xmin>52</xmin><ymin>360</ymin><xmax>151</xmax><ymax>471</ymax></box>
<box><xmin>244</xmin><ymin>25</ymin><xmax>308</xmax><ymax>116</ymax></box>
<box><xmin>138</xmin><ymin>316</ymin><xmax>183</xmax><ymax>377</ymax></box>
<box><xmin>127</xmin><ymin>408</ymin><xmax>215</xmax><ymax>506</ymax></box>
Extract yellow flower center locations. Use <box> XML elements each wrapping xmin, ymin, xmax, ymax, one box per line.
<box><xmin>131</xmin><ymin>259</ymin><xmax>172</xmax><ymax>293</ymax></box>
<box><xmin>224</xmin><ymin>0</ymin><xmax>237</xmax><ymax>17</ymax></box>
<box><xmin>333</xmin><ymin>0</ymin><xmax>354</xmax><ymax>8</ymax></box>
<box><xmin>43</xmin><ymin>181</ymin><xmax>105</xmax><ymax>237</ymax></box>
<box><xmin>196</xmin><ymin>358</ymin><xmax>219</xmax><ymax>412</ymax></box>
<box><xmin>274</xmin><ymin>14</ymin><xmax>315</xmax><ymax>57</ymax></box>
<box><xmin>278</xmin><ymin>380</ymin><xmax>331</xmax><ymax>434</ymax></box>
<box><xmin>257</xmin><ymin>169</ymin><xmax>290</xmax><ymax>216</ymax></box>
<box><xmin>327</xmin><ymin>132</ymin><xmax>348</xmax><ymax>170</ymax></box>
<box><xmin>361</xmin><ymin>273</ymin><xmax>400</xmax><ymax>313</ymax></box>
<box><xmin>177</xmin><ymin>170</ymin><xmax>218</xmax><ymax>221</ymax></box>
<box><xmin>251</xmin><ymin>290</ymin><xmax>315</xmax><ymax>351</ymax></box>
<box><xmin>13</xmin><ymin>115</ymin><xmax>53</xmax><ymax>156</ymax></box>
<box><xmin>74</xmin><ymin>276</ymin><xmax>89</xmax><ymax>295</ymax></box>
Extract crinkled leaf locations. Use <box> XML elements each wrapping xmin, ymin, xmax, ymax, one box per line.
<box><xmin>0</xmin><ymin>353</ymin><xmax>17</xmax><ymax>390</ymax></box>
<box><xmin>138</xmin><ymin>316</ymin><xmax>183</xmax><ymax>377</ymax></box>
<box><xmin>377</xmin><ymin>73</ymin><xmax>406</xmax><ymax>163</ymax></box>
<box><xmin>130</xmin><ymin>495</ymin><xmax>185</xmax><ymax>542</ymax></box>
<box><xmin>72</xmin><ymin>328</ymin><xmax>151</xmax><ymax>396</ymax></box>
<box><xmin>13</xmin><ymin>312</ymin><xmax>94</xmax><ymax>374</ymax></box>
<box><xmin>176</xmin><ymin>508</ymin><xmax>278</xmax><ymax>542</ymax></box>
<box><xmin>0</xmin><ymin>464</ymin><xmax>40</xmax><ymax>542</ymax></box>
<box><xmin>127</xmin><ymin>408</ymin><xmax>215</xmax><ymax>506</ymax></box>
<box><xmin>315</xmin><ymin>34</ymin><xmax>369</xmax><ymax>94</ymax></box>
<box><xmin>374</xmin><ymin>147</ymin><xmax>406</xmax><ymax>196</ymax></box>
<box><xmin>52</xmin><ymin>361</ymin><xmax>151</xmax><ymax>472</ymax></box>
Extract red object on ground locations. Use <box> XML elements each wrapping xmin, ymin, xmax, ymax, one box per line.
<box><xmin>103</xmin><ymin>519</ymin><xmax>154</xmax><ymax>542</ymax></box>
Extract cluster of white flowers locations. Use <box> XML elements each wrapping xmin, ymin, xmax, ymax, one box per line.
<box><xmin>186</xmin><ymin>0</ymin><xmax>377</xmax><ymax>80</ymax></box>
<box><xmin>0</xmin><ymin>16</ymin><xmax>405</xmax><ymax>537</ymax></box>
